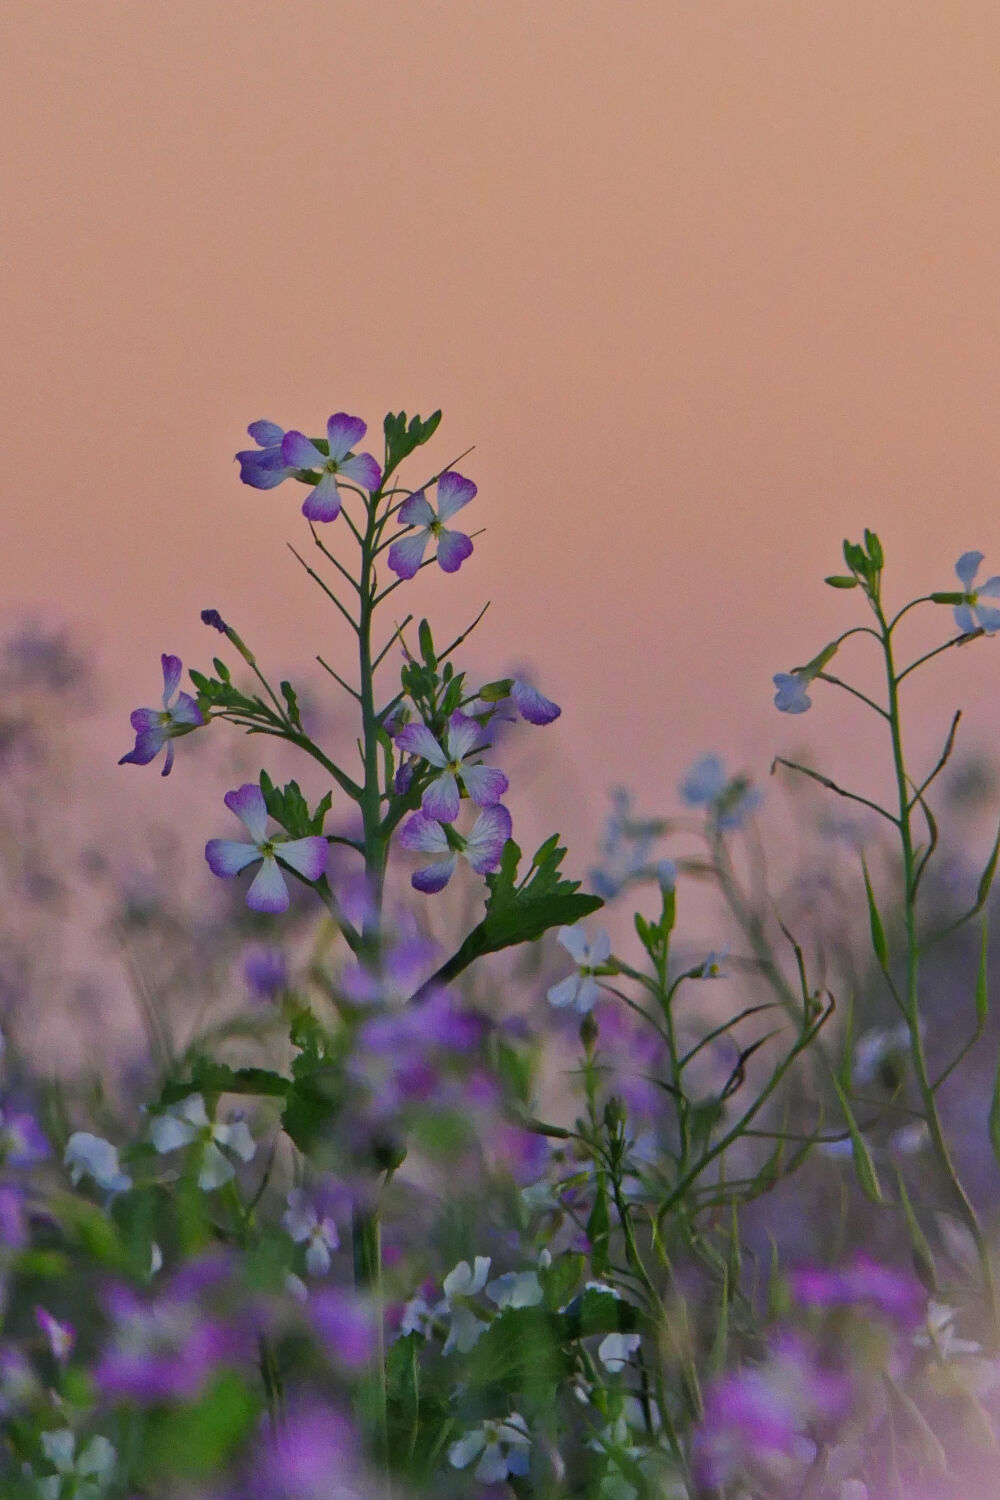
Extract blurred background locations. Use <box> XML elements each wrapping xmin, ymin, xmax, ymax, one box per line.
<box><xmin>3</xmin><ymin>1</ymin><xmax>1000</xmax><ymax>1030</ymax></box>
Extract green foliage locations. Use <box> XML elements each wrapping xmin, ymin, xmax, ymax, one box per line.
<box><xmin>259</xmin><ymin>771</ymin><xmax>332</xmax><ymax>838</ymax></box>
<box><xmin>383</xmin><ymin>409</ymin><xmax>443</xmax><ymax>476</ymax></box>
<box><xmin>136</xmin><ymin>1372</ymin><xmax>258</xmax><ymax>1482</ymax></box>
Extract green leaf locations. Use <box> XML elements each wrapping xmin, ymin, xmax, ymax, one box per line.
<box><xmin>156</xmin><ymin>1062</ymin><xmax>289</xmax><ymax>1108</ymax></box>
<box><xmin>560</xmin><ymin>1286</ymin><xmax>640</xmax><ymax>1340</ymax></box>
<box><xmin>418</xmin><ymin>619</ymin><xmax>436</xmax><ymax>670</ymax></box>
<box><xmin>280</xmin><ymin>679</ymin><xmax>302</xmax><ymax>728</ymax></box>
<box><xmin>587</xmin><ymin>1177</ymin><xmax>611</xmax><ymax>1276</ymax></box>
<box><xmin>864</xmin><ymin>529</ymin><xmax>884</xmax><ymax>569</ymax></box>
<box><xmin>383</xmin><ymin>409</ymin><xmax>443</xmax><ymax>475</ymax></box>
<box><xmin>861</xmin><ymin>856</ymin><xmax>890</xmax><ymax>970</ymax></box>
<box><xmin>977</xmin><ymin>917</ymin><xmax>990</xmax><ymax>1031</ymax></box>
<box><xmin>540</xmin><ymin>1252</ymin><xmax>585</xmax><ymax>1310</ymax></box>
<box><xmin>466</xmin><ymin>1306</ymin><xmax>572</xmax><ymax>1392</ymax></box>
<box><xmin>896</xmin><ymin>1173</ymin><xmax>937</xmax><ymax>1293</ymax></box>
<box><xmin>831</xmin><ymin>1076</ymin><xmax>883</xmax><ymax>1203</ymax></box>
<box><xmin>138</xmin><ymin>1372</ymin><xmax>257</xmax><ymax>1480</ymax></box>
<box><xmin>282</xmin><ymin>1072</ymin><xmax>342</xmax><ymax>1154</ymax></box>
<box><xmin>976</xmin><ymin>821</ymin><xmax>1000</xmax><ymax>911</ymax></box>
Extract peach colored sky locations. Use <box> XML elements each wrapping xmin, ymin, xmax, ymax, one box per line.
<box><xmin>4</xmin><ymin>2</ymin><xmax>1000</xmax><ymax>864</ymax></box>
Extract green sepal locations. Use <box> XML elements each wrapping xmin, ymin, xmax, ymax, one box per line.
<box><xmin>418</xmin><ymin>619</ymin><xmax>436</xmax><ymax>670</ymax></box>
<box><xmin>478</xmin><ymin>678</ymin><xmax>515</xmax><ymax>701</ymax></box>
<box><xmin>930</xmin><ymin>591</ymin><xmax>967</xmax><ymax>605</ymax></box>
<box><xmin>824</xmin><ymin>575</ymin><xmax>860</xmax><ymax>589</ymax></box>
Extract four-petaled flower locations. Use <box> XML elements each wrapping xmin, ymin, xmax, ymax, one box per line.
<box><xmin>235</xmin><ymin>420</ymin><xmax>294</xmax><ymax>490</ymax></box>
<box><xmin>64</xmin><ymin>1132</ymin><xmax>132</xmax><ymax>1194</ymax></box>
<box><xmin>150</xmin><ymin>1093</ymin><xmax>255</xmax><ymax>1191</ymax></box>
<box><xmin>396</xmin><ymin>710</ymin><xmax>508</xmax><ymax>822</ymax></box>
<box><xmin>282</xmin><ymin>1189</ymin><xmax>341</xmax><ymax>1277</ymax></box>
<box><xmin>448</xmin><ymin>1413</ymin><xmax>532</xmax><ymax>1484</ymax></box>
<box><xmin>387</xmin><ymin>471</ymin><xmax>476</xmax><ymax>578</ymax></box>
<box><xmin>280</xmin><ymin>413</ymin><xmax>382</xmax><ymax>523</ymax></box>
<box><xmin>205</xmin><ymin>783</ymin><xmax>328</xmax><ymax>913</ymax></box>
<box><xmin>399</xmin><ymin>805</ymin><xmax>512</xmax><ymax>893</ymax></box>
<box><xmin>773</xmin><ymin>671</ymin><xmax>812</xmax><ymax>714</ymax></box>
<box><xmin>118</xmin><ymin>654</ymin><xmax>204</xmax><ymax>777</ymax></box>
<box><xmin>547</xmin><ymin>924</ymin><xmax>612</xmax><ymax>1014</ymax></box>
<box><xmin>37</xmin><ymin>1430</ymin><xmax>116</xmax><ymax>1500</ymax></box>
<box><xmin>441</xmin><ymin>1256</ymin><xmax>492</xmax><ymax>1354</ymax></box>
<box><xmin>954</xmin><ymin>551</ymin><xmax>1000</xmax><ymax>635</ymax></box>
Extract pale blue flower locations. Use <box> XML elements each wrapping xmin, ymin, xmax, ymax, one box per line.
<box><xmin>954</xmin><ymin>551</ymin><xmax>1000</xmax><ymax>635</ymax></box>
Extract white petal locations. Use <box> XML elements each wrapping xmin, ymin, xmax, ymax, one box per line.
<box><xmin>197</xmin><ymin>1142</ymin><xmax>235</xmax><ymax>1191</ymax></box>
<box><xmin>150</xmin><ymin>1114</ymin><xmax>199</xmax><ymax>1154</ymax></box>
<box><xmin>557</xmin><ymin>924</ymin><xmax>591</xmax><ymax>964</ymax></box>
<box><xmin>448</xmin><ymin>1430</ymin><xmax>487</xmax><ymax>1470</ymax></box>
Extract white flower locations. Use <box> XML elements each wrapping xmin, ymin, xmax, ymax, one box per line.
<box><xmin>486</xmin><ymin>1270</ymin><xmax>544</xmax><ymax>1310</ymax></box>
<box><xmin>150</xmin><ymin>1094</ymin><xmax>255</xmax><ymax>1191</ymax></box>
<box><xmin>913</xmin><ymin>1301</ymin><xmax>981</xmax><ymax>1359</ymax></box>
<box><xmin>448</xmin><ymin>1413</ymin><xmax>531</xmax><ymax>1483</ymax></box>
<box><xmin>598</xmin><ymin>1331</ymin><xmax>641</xmax><ymax>1373</ymax></box>
<box><xmin>441</xmin><ymin>1256</ymin><xmax>491</xmax><ymax>1354</ymax></box>
<box><xmin>399</xmin><ymin>1294</ymin><xmax>436</xmax><ymax>1338</ymax></box>
<box><xmin>281</xmin><ymin>1189</ymin><xmax>340</xmax><ymax>1276</ymax></box>
<box><xmin>64</xmin><ymin>1133</ymin><xmax>132</xmax><ymax>1194</ymax></box>
<box><xmin>547</xmin><ymin>925</ymin><xmax>612</xmax><ymax>1014</ymax></box>
<box><xmin>38</xmin><ymin>1430</ymin><xmax>116</xmax><ymax>1500</ymax></box>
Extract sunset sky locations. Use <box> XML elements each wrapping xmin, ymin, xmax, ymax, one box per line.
<box><xmin>5</xmin><ymin>2</ymin><xmax>1000</xmax><ymax>868</ymax></box>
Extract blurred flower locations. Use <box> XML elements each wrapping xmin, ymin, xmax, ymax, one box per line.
<box><xmin>339</xmin><ymin>931</ymin><xmax>436</xmax><ymax>1008</ymax></box>
<box><xmin>547</xmin><ymin>924</ymin><xmax>612</xmax><ymax>1014</ymax></box>
<box><xmin>205</xmin><ymin>783</ymin><xmax>328</xmax><ymax>913</ymax></box>
<box><xmin>309</xmin><ymin>1288</ymin><xmax>378</xmax><ymax>1370</ymax></box>
<box><xmin>697</xmin><ymin>945</ymin><xmax>729</xmax><ymax>979</ymax></box>
<box><xmin>281</xmin><ymin>413</ymin><xmax>382</xmax><ymax>522</ymax></box>
<box><xmin>36</xmin><ymin>1306</ymin><xmax>74</xmax><ymax>1364</ymax></box>
<box><xmin>449</xmin><ymin>1413</ymin><xmax>532</xmax><ymax>1484</ymax></box>
<box><xmin>1</xmin><ymin>1107</ymin><xmax>49</xmax><ymax>1166</ymax></box>
<box><xmin>37</xmin><ymin>1430</ymin><xmax>115</xmax><ymax>1500</ymax></box>
<box><xmin>388</xmin><ymin>471</ymin><xmax>476</xmax><ymax>578</ymax></box>
<box><xmin>64</xmin><ymin>1132</ymin><xmax>132</xmax><ymax>1195</ymax></box>
<box><xmin>95</xmin><ymin>1262</ymin><xmax>241</xmax><ymax>1403</ymax></box>
<box><xmin>913</xmin><ymin>1300</ymin><xmax>982</xmax><ymax>1359</ymax></box>
<box><xmin>773</xmin><ymin>670</ymin><xmax>812</xmax><ymax>714</ymax></box>
<box><xmin>954</xmin><ymin>551</ymin><xmax>1000</xmax><ymax>635</ymax></box>
<box><xmin>118</xmin><ymin>653</ymin><xmax>204</xmax><ymax>777</ymax></box>
<box><xmin>236</xmin><ymin>419</ymin><xmax>294</xmax><ymax>490</ymax></box>
<box><xmin>253</xmin><ymin>1400</ymin><xmax>368</xmax><ymax>1500</ymax></box>
<box><xmin>282</xmin><ymin>1189</ymin><xmax>341</xmax><ymax>1276</ymax></box>
<box><xmin>396</xmin><ymin>710</ymin><xmax>508</xmax><ymax>823</ymax></box>
<box><xmin>399</xmin><ymin>805</ymin><xmax>511</xmax><ymax>893</ymax></box>
<box><xmin>150</xmin><ymin>1093</ymin><xmax>255</xmax><ymax>1191</ymax></box>
<box><xmin>243</xmin><ymin>944</ymin><xmax>289</xmax><ymax>1000</ymax></box>
<box><xmin>789</xmin><ymin>1253</ymin><xmax>924</xmax><ymax>1327</ymax></box>
<box><xmin>679</xmin><ymin>752</ymin><xmax>762</xmax><ymax>830</ymax></box>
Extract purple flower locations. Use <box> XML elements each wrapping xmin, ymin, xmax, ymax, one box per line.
<box><xmin>954</xmin><ymin>551</ymin><xmax>1000</xmax><ymax>634</ymax></box>
<box><xmin>205</xmin><ymin>783</ymin><xmax>328</xmax><ymax>913</ymax></box>
<box><xmin>280</xmin><ymin>413</ymin><xmax>382</xmax><ymax>522</ymax></box>
<box><xmin>1</xmin><ymin>1108</ymin><xmax>49</xmax><ymax>1167</ymax></box>
<box><xmin>36</xmin><ymin>1306</ymin><xmax>74</xmax><ymax>1364</ymax></box>
<box><xmin>236</xmin><ymin>419</ymin><xmax>295</xmax><ymax>490</ymax></box>
<box><xmin>253</xmin><ymin>1401</ymin><xmax>363</xmax><ymax>1500</ymax></box>
<box><xmin>201</xmin><ymin>608</ymin><xmax>228</xmax><ymax>633</ymax></box>
<box><xmin>387</xmin><ymin>471</ymin><xmax>476</xmax><ymax>578</ymax></box>
<box><xmin>339</xmin><ymin>932</ymin><xmax>437</xmax><ymax>1007</ymax></box>
<box><xmin>396</xmin><ymin>710</ymin><xmax>508</xmax><ymax>822</ymax></box>
<box><xmin>773</xmin><ymin>670</ymin><xmax>812</xmax><ymax>714</ymax></box>
<box><xmin>282</xmin><ymin>1189</ymin><xmax>341</xmax><ymax>1276</ymax></box>
<box><xmin>95</xmin><ymin>1276</ymin><xmax>238</xmax><ymax>1403</ymax></box>
<box><xmin>118</xmin><ymin>654</ymin><xmax>205</xmax><ymax>777</ymax></box>
<box><xmin>310</xmin><ymin>1288</ymin><xmax>378</xmax><ymax>1369</ymax></box>
<box><xmin>243</xmin><ymin>945</ymin><xmax>289</xmax><ymax>1000</ymax></box>
<box><xmin>789</xmin><ymin>1253</ymin><xmax>924</xmax><ymax>1327</ymax></box>
<box><xmin>0</xmin><ymin>1185</ymin><xmax>27</xmax><ymax>1247</ymax></box>
<box><xmin>511</xmin><ymin>679</ymin><xmax>560</xmax><ymax>725</ymax></box>
<box><xmin>399</xmin><ymin>805</ymin><xmax>512</xmax><ymax>893</ymax></box>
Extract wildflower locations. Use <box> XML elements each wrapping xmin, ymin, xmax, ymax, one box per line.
<box><xmin>280</xmin><ymin>413</ymin><xmax>382</xmax><ymax>522</ymax></box>
<box><xmin>205</xmin><ymin>782</ymin><xmax>328</xmax><ymax>913</ymax></box>
<box><xmin>679</xmin><ymin>752</ymin><xmax>761</xmax><ymax>830</ymax></box>
<box><xmin>243</xmin><ymin>944</ymin><xmax>289</xmax><ymax>1000</ymax></box>
<box><xmin>773</xmin><ymin>671</ymin><xmax>812</xmax><ymax>714</ymax></box>
<box><xmin>547</xmin><ymin>924</ymin><xmax>612</xmax><ymax>1014</ymax></box>
<box><xmin>399</xmin><ymin>804</ymin><xmax>511</xmax><ymax>893</ymax></box>
<box><xmin>387</xmin><ymin>470</ymin><xmax>476</xmax><ymax>578</ymax></box>
<box><xmin>310</xmin><ymin>1288</ymin><xmax>378</xmax><ymax>1370</ymax></box>
<box><xmin>253</xmin><ymin>1401</ymin><xmax>366</xmax><ymax>1500</ymax></box>
<box><xmin>64</xmin><ymin>1132</ymin><xmax>132</xmax><ymax>1194</ymax></box>
<box><xmin>913</xmin><ymin>1300</ymin><xmax>982</xmax><ymax>1359</ymax></box>
<box><xmin>511</xmin><ymin>678</ymin><xmax>560</xmax><ymax>725</ymax></box>
<box><xmin>1</xmin><ymin>1107</ymin><xmax>49</xmax><ymax>1166</ymax></box>
<box><xmin>36</xmin><ymin>1307</ymin><xmax>74</xmax><ymax>1364</ymax></box>
<box><xmin>282</xmin><ymin>1189</ymin><xmax>341</xmax><ymax>1276</ymax></box>
<box><xmin>236</xmin><ymin>419</ymin><xmax>294</xmax><ymax>489</ymax></box>
<box><xmin>441</xmin><ymin>1255</ymin><xmax>492</xmax><ymax>1354</ymax></box>
<box><xmin>789</xmin><ymin>1253</ymin><xmax>924</xmax><ymax>1327</ymax></box>
<box><xmin>599</xmin><ymin>1331</ymin><xmax>641</xmax><ymax>1373</ymax></box>
<box><xmin>118</xmin><ymin>653</ymin><xmax>204</xmax><ymax>776</ymax></box>
<box><xmin>486</xmin><ymin>1270</ymin><xmax>544</xmax><ymax>1310</ymax></box>
<box><xmin>0</xmin><ymin>1185</ymin><xmax>27</xmax><ymax>1247</ymax></box>
<box><xmin>396</xmin><ymin>710</ymin><xmax>508</xmax><ymax>822</ymax></box>
<box><xmin>954</xmin><ymin>551</ymin><xmax>1000</xmax><ymax>635</ymax></box>
<box><xmin>339</xmin><ymin>931</ymin><xmax>437</xmax><ymax>1007</ymax></box>
<box><xmin>698</xmin><ymin>945</ymin><xmax>728</xmax><ymax>979</ymax></box>
<box><xmin>36</xmin><ymin>1430</ymin><xmax>116</xmax><ymax>1500</ymax></box>
<box><xmin>200</xmin><ymin>607</ymin><xmax>229</xmax><ymax>632</ymax></box>
<box><xmin>95</xmin><ymin>1266</ymin><xmax>239</xmax><ymax>1403</ymax></box>
<box><xmin>149</xmin><ymin>1093</ymin><xmax>255</xmax><ymax>1191</ymax></box>
<box><xmin>448</xmin><ymin>1413</ymin><xmax>532</xmax><ymax>1484</ymax></box>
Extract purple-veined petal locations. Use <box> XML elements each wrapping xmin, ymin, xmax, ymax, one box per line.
<box><xmin>119</xmin><ymin>727</ymin><xmax>166</xmax><ymax>766</ymax></box>
<box><xmin>282</xmin><ymin>431</ymin><xmax>326</xmax><ymax>469</ymax></box>
<box><xmin>170</xmin><ymin>692</ymin><xmax>204</xmax><ymax>727</ymax></box>
<box><xmin>511</xmin><ymin>679</ymin><xmax>561</xmax><ymax>725</ymax></box>
<box><xmin>444</xmin><ymin>710</ymin><xmax>481</xmax><ymax>762</ymax></box>
<box><xmin>339</xmin><ymin>452</ymin><xmax>382</xmax><ymax>490</ymax></box>
<box><xmin>161</xmin><ymin>740</ymin><xmax>175</xmax><ymax>776</ymax></box>
<box><xmin>387</xmin><ymin>531</ymin><xmax>430</xmax><ymax>580</ymax></box>
<box><xmin>955</xmin><ymin>551</ymin><xmax>984</xmax><ymax>590</ymax></box>
<box><xmin>302</xmin><ymin>470</ymin><xmax>342</xmax><ymax>523</ymax></box>
<box><xmin>461</xmin><ymin>762</ymin><xmax>509</xmax><ymax>806</ymax></box>
<box><xmin>325</xmin><ymin>412</ymin><xmax>368</xmax><ymax>462</ymax></box>
<box><xmin>975</xmin><ymin>603</ymin><xmax>1000</xmax><ymax>634</ymax></box>
<box><xmin>205</xmin><ymin>838</ymin><xmax>261</xmax><ymax>878</ymax></box>
<box><xmin>954</xmin><ymin>602</ymin><xmax>977</xmax><ymax>634</ymax></box>
<box><xmin>275</xmin><ymin>836</ymin><xmax>328</xmax><ymax>882</ymax></box>
<box><xmin>396</xmin><ymin>722</ymin><xmax>448</xmax><ymax>767</ymax></box>
<box><xmin>422</xmin><ymin>770</ymin><xmax>461</xmax><ymax>823</ymax></box>
<box><xmin>436</xmin><ymin>470</ymin><xmax>477</xmax><ymax>521</ymax></box>
<box><xmin>237</xmin><ymin>447</ymin><xmax>291</xmax><ymax>488</ymax></box>
<box><xmin>435</xmin><ymin>528</ymin><xmax>473</xmax><ymax>573</ymax></box>
<box><xmin>547</xmin><ymin>974</ymin><xmax>581</xmax><ymax>1009</ymax></box>
<box><xmin>161</xmin><ymin>654</ymin><xmax>183</xmax><ymax>703</ymax></box>
<box><xmin>464</xmin><ymin>805</ymin><xmax>513</xmax><ymax>873</ymax></box>
<box><xmin>557</xmin><ymin>924</ymin><xmax>591</xmax><ymax>964</ymax></box>
<box><xmin>246</xmin><ymin>856</ymin><xmax>290</xmax><ymax>913</ymax></box>
<box><xmin>397</xmin><ymin>490</ymin><xmax>436</xmax><ymax>527</ymax></box>
<box><xmin>224</xmin><ymin>783</ymin><xmax>270</xmax><ymax>843</ymax></box>
<box><xmin>399</xmin><ymin>810</ymin><xmax>450</xmax><ymax>855</ymax></box>
<box><xmin>248</xmin><ymin>419</ymin><xmax>284</xmax><ymax>447</ymax></box>
<box><xmin>129</xmin><ymin>707</ymin><xmax>161</xmax><ymax>731</ymax></box>
<box><xmin>412</xmin><ymin>856</ymin><xmax>457</xmax><ymax>893</ymax></box>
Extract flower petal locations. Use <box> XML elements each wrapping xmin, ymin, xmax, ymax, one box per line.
<box><xmin>546</xmin><ymin>974</ymin><xmax>581</xmax><ymax>1008</ymax></box>
<box><xmin>170</xmin><ymin>692</ymin><xmax>204</xmax><ymax>727</ymax></box>
<box><xmin>975</xmin><ymin>604</ymin><xmax>1000</xmax><ymax>634</ymax></box>
<box><xmin>444</xmin><ymin>710</ymin><xmax>481</xmax><ymax>762</ymax></box>
<box><xmin>248</xmin><ymin>419</ymin><xmax>284</xmax><ymax>447</ymax></box>
<box><xmin>556</xmin><ymin>924</ymin><xmax>590</xmax><ymax>964</ymax></box>
<box><xmin>150</xmin><ymin>1113</ymin><xmax>199</xmax><ymax>1153</ymax></box>
<box><xmin>435</xmin><ymin>528</ymin><xmax>473</xmax><ymax>573</ymax></box>
<box><xmin>461</xmin><ymin>762</ymin><xmax>509</xmax><ymax>806</ymax></box>
<box><xmin>339</xmin><ymin>452</ymin><xmax>382</xmax><ymax>490</ymax></box>
<box><xmin>436</xmin><ymin>470</ymin><xmax>477</xmax><ymax>521</ymax></box>
<box><xmin>954</xmin><ymin>602</ymin><xmax>977</xmax><ymax>634</ymax></box>
<box><xmin>205</xmin><ymin>837</ymin><xmax>260</xmax><ymax>878</ymax></box>
<box><xmin>119</xmin><ymin>728</ymin><xmax>165</xmax><ymax>767</ymax></box>
<box><xmin>955</xmin><ymin>551</ymin><xmax>984</xmax><ymax>590</ymax></box>
<box><xmin>464</xmin><ymin>805</ymin><xmax>513</xmax><ymax>873</ymax></box>
<box><xmin>302</xmin><ymin>470</ymin><xmax>342</xmax><ymax>523</ymax></box>
<box><xmin>275</xmin><ymin>835</ymin><xmax>328</xmax><ymax>881</ymax></box>
<box><xmin>396</xmin><ymin>722</ymin><xmax>448</xmax><ymax>766</ymax></box>
<box><xmin>589</xmin><ymin>928</ymin><xmax>612</xmax><ymax>964</ymax></box>
<box><xmin>387</xmin><ymin>531</ymin><xmax>430</xmax><ymax>580</ymax></box>
<box><xmin>160</xmin><ymin>654</ymin><xmax>183</xmax><ymax>703</ymax></box>
<box><xmin>237</xmin><ymin>446</ymin><xmax>291</xmax><ymax>488</ymax></box>
<box><xmin>224</xmin><ymin>782</ymin><xmax>270</xmax><ymax>842</ymax></box>
<box><xmin>246</xmin><ymin>856</ymin><xmax>290</xmax><ymax>913</ymax></box>
<box><xmin>422</xmin><ymin>770</ymin><xmax>461</xmax><ymax>823</ymax></box>
<box><xmin>215</xmin><ymin>1120</ymin><xmax>255</xmax><ymax>1162</ymax></box>
<box><xmin>397</xmin><ymin>490</ymin><xmax>436</xmax><ymax>527</ymax></box>
<box><xmin>325</xmin><ymin>412</ymin><xmax>367</xmax><ymax>462</ymax></box>
<box><xmin>197</xmin><ymin>1142</ymin><xmax>235</xmax><ymax>1191</ymax></box>
<box><xmin>977</xmin><ymin>575</ymin><xmax>1000</xmax><ymax>598</ymax></box>
<box><xmin>448</xmin><ymin>1430</ymin><xmax>487</xmax><ymax>1470</ymax></box>
<box><xmin>412</xmin><ymin>856</ymin><xmax>457</xmax><ymax>893</ymax></box>
<box><xmin>281</xmin><ymin>430</ymin><xmax>325</xmax><ymax>469</ymax></box>
<box><xmin>511</xmin><ymin>679</ymin><xmax>561</xmax><ymax>724</ymax></box>
<box><xmin>398</xmin><ymin>811</ymin><xmax>450</xmax><ymax>854</ymax></box>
